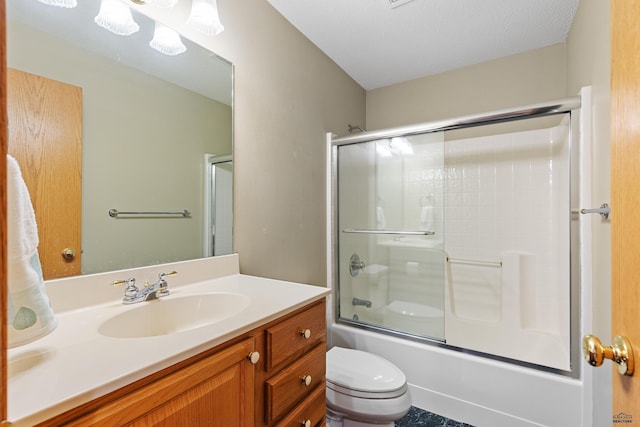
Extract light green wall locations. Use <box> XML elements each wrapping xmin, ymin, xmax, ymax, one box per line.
<box><xmin>8</xmin><ymin>21</ymin><xmax>232</xmax><ymax>274</ymax></box>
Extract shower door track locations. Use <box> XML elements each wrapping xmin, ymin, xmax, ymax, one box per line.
<box><xmin>331</xmin><ymin>96</ymin><xmax>580</xmax><ymax>146</ymax></box>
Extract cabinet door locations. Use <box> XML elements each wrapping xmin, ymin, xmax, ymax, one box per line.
<box><xmin>66</xmin><ymin>338</ymin><xmax>255</xmax><ymax>426</ymax></box>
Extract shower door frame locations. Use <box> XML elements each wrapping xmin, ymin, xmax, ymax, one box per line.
<box><xmin>329</xmin><ymin>96</ymin><xmax>583</xmax><ymax>378</ymax></box>
<box><xmin>203</xmin><ymin>154</ymin><xmax>233</xmax><ymax>258</ymax></box>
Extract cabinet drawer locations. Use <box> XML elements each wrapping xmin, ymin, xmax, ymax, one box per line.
<box><xmin>274</xmin><ymin>384</ymin><xmax>326</xmax><ymax>427</ymax></box>
<box><xmin>265</xmin><ymin>344</ymin><xmax>326</xmax><ymax>424</ymax></box>
<box><xmin>266</xmin><ymin>300</ymin><xmax>326</xmax><ymax>370</ymax></box>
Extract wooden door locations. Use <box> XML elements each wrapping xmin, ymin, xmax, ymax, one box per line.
<box><xmin>611</xmin><ymin>0</ymin><xmax>640</xmax><ymax>423</ymax></box>
<box><xmin>7</xmin><ymin>68</ymin><xmax>82</xmax><ymax>279</ymax></box>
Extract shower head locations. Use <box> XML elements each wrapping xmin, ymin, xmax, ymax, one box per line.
<box><xmin>348</xmin><ymin>124</ymin><xmax>366</xmax><ymax>134</ymax></box>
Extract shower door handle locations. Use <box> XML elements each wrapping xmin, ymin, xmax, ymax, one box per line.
<box><xmin>582</xmin><ymin>334</ymin><xmax>635</xmax><ymax>376</ymax></box>
<box><xmin>349</xmin><ymin>254</ymin><xmax>366</xmax><ymax>277</ymax></box>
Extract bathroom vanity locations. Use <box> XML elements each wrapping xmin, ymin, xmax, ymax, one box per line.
<box><xmin>7</xmin><ymin>255</ymin><xmax>330</xmax><ymax>426</ymax></box>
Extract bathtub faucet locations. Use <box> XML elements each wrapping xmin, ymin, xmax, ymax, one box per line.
<box><xmin>352</xmin><ymin>297</ymin><xmax>372</xmax><ymax>308</ymax></box>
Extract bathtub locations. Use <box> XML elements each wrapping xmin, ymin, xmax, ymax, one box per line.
<box><xmin>328</xmin><ymin>318</ymin><xmax>589</xmax><ymax>427</ymax></box>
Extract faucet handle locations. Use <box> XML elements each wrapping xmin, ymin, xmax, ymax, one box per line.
<box><xmin>113</xmin><ymin>278</ymin><xmax>139</xmax><ymax>302</ymax></box>
<box><xmin>113</xmin><ymin>277</ymin><xmax>136</xmax><ymax>288</ymax></box>
<box><xmin>159</xmin><ymin>270</ymin><xmax>177</xmax><ymax>279</ymax></box>
<box><xmin>155</xmin><ymin>271</ymin><xmax>177</xmax><ymax>297</ymax></box>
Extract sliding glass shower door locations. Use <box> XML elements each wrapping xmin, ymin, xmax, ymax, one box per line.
<box><xmin>336</xmin><ymin>131</ymin><xmax>446</xmax><ymax>341</ymax></box>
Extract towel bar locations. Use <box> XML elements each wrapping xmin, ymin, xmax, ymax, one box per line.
<box><xmin>342</xmin><ymin>228</ymin><xmax>434</xmax><ymax>235</ymax></box>
<box><xmin>446</xmin><ymin>257</ymin><xmax>502</xmax><ymax>268</ymax></box>
<box><xmin>108</xmin><ymin>209</ymin><xmax>191</xmax><ymax>218</ymax></box>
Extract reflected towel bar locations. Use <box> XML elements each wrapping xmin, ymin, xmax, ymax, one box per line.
<box><xmin>342</xmin><ymin>228</ymin><xmax>434</xmax><ymax>236</ymax></box>
<box><xmin>108</xmin><ymin>209</ymin><xmax>191</xmax><ymax>218</ymax></box>
<box><xmin>446</xmin><ymin>257</ymin><xmax>502</xmax><ymax>268</ymax></box>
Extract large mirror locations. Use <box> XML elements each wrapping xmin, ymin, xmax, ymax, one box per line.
<box><xmin>7</xmin><ymin>0</ymin><xmax>233</xmax><ymax>279</ymax></box>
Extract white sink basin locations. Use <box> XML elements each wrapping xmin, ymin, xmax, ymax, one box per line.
<box><xmin>98</xmin><ymin>293</ymin><xmax>250</xmax><ymax>338</ymax></box>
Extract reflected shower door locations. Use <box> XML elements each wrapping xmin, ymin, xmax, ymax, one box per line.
<box><xmin>336</xmin><ymin>132</ymin><xmax>446</xmax><ymax>340</ymax></box>
<box><xmin>205</xmin><ymin>155</ymin><xmax>233</xmax><ymax>257</ymax></box>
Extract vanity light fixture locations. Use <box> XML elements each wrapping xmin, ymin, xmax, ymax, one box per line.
<box><xmin>95</xmin><ymin>0</ymin><xmax>140</xmax><ymax>36</ymax></box>
<box><xmin>150</xmin><ymin>22</ymin><xmax>187</xmax><ymax>56</ymax></box>
<box><xmin>187</xmin><ymin>0</ymin><xmax>224</xmax><ymax>36</ymax></box>
<box><xmin>37</xmin><ymin>0</ymin><xmax>77</xmax><ymax>8</ymax></box>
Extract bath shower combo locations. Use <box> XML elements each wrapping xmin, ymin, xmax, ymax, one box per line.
<box><xmin>326</xmin><ymin>88</ymin><xmax>596</xmax><ymax>426</ymax></box>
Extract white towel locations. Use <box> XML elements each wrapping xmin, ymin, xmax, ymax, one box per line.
<box><xmin>376</xmin><ymin>205</ymin><xmax>386</xmax><ymax>229</ymax></box>
<box><xmin>420</xmin><ymin>206</ymin><xmax>434</xmax><ymax>230</ymax></box>
<box><xmin>7</xmin><ymin>154</ymin><xmax>57</xmax><ymax>348</ymax></box>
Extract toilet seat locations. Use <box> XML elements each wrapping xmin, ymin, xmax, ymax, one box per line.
<box><xmin>325</xmin><ymin>347</ymin><xmax>412</xmax><ymax>424</ymax></box>
<box><xmin>326</xmin><ymin>346</ymin><xmax>409</xmax><ymax>399</ymax></box>
<box><xmin>326</xmin><ymin>347</ymin><xmax>407</xmax><ymax>393</ymax></box>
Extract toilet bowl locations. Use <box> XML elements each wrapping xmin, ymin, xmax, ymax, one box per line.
<box><xmin>326</xmin><ymin>346</ymin><xmax>412</xmax><ymax>427</ymax></box>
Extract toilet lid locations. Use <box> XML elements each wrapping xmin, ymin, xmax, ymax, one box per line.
<box><xmin>326</xmin><ymin>347</ymin><xmax>406</xmax><ymax>393</ymax></box>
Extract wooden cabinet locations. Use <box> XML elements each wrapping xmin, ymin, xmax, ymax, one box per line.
<box><xmin>260</xmin><ymin>300</ymin><xmax>326</xmax><ymax>427</ymax></box>
<box><xmin>36</xmin><ymin>299</ymin><xmax>326</xmax><ymax>427</ymax></box>
<box><xmin>63</xmin><ymin>337</ymin><xmax>255</xmax><ymax>427</ymax></box>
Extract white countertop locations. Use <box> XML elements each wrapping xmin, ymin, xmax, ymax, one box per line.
<box><xmin>7</xmin><ymin>255</ymin><xmax>330</xmax><ymax>426</ymax></box>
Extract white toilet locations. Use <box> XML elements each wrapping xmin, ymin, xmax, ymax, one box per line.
<box><xmin>326</xmin><ymin>346</ymin><xmax>412</xmax><ymax>427</ymax></box>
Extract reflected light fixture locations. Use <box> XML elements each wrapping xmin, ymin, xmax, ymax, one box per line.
<box><xmin>390</xmin><ymin>137</ymin><xmax>414</xmax><ymax>155</ymax></box>
<box><xmin>37</xmin><ymin>0</ymin><xmax>77</xmax><ymax>7</ymax></box>
<box><xmin>187</xmin><ymin>0</ymin><xmax>224</xmax><ymax>36</ymax></box>
<box><xmin>150</xmin><ymin>22</ymin><xmax>187</xmax><ymax>56</ymax></box>
<box><xmin>95</xmin><ymin>0</ymin><xmax>140</xmax><ymax>36</ymax></box>
<box><xmin>144</xmin><ymin>0</ymin><xmax>179</xmax><ymax>8</ymax></box>
<box><xmin>376</xmin><ymin>141</ymin><xmax>392</xmax><ymax>158</ymax></box>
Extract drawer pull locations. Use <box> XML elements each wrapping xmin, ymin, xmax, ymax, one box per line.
<box><xmin>247</xmin><ymin>351</ymin><xmax>260</xmax><ymax>365</ymax></box>
<box><xmin>301</xmin><ymin>375</ymin><xmax>312</xmax><ymax>386</ymax></box>
<box><xmin>301</xmin><ymin>420</ymin><xmax>311</xmax><ymax>427</ymax></box>
<box><xmin>299</xmin><ymin>328</ymin><xmax>312</xmax><ymax>339</ymax></box>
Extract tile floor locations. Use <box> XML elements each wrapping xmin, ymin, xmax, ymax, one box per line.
<box><xmin>395</xmin><ymin>406</ymin><xmax>475</xmax><ymax>427</ymax></box>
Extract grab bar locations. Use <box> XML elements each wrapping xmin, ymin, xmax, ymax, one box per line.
<box><xmin>108</xmin><ymin>209</ymin><xmax>191</xmax><ymax>218</ymax></box>
<box><xmin>342</xmin><ymin>228</ymin><xmax>434</xmax><ymax>236</ymax></box>
<box><xmin>446</xmin><ymin>257</ymin><xmax>502</xmax><ymax>268</ymax></box>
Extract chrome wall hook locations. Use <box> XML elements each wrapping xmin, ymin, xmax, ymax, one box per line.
<box><xmin>580</xmin><ymin>203</ymin><xmax>610</xmax><ymax>220</ymax></box>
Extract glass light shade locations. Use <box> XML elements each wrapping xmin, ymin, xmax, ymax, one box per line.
<box><xmin>145</xmin><ymin>0</ymin><xmax>179</xmax><ymax>8</ymax></box>
<box><xmin>187</xmin><ymin>0</ymin><xmax>224</xmax><ymax>36</ymax></box>
<box><xmin>37</xmin><ymin>0</ymin><xmax>77</xmax><ymax>8</ymax></box>
<box><xmin>94</xmin><ymin>0</ymin><xmax>140</xmax><ymax>36</ymax></box>
<box><xmin>150</xmin><ymin>22</ymin><xmax>187</xmax><ymax>56</ymax></box>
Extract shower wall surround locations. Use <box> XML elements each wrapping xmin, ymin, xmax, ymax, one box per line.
<box><xmin>334</xmin><ymin>112</ymin><xmax>574</xmax><ymax>372</ymax></box>
<box><xmin>444</xmin><ymin>122</ymin><xmax>570</xmax><ymax>370</ymax></box>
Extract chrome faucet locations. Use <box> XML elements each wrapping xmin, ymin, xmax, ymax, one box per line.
<box><xmin>352</xmin><ymin>297</ymin><xmax>372</xmax><ymax>308</ymax></box>
<box><xmin>113</xmin><ymin>271</ymin><xmax>177</xmax><ymax>304</ymax></box>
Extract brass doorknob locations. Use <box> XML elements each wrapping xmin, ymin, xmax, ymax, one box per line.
<box><xmin>582</xmin><ymin>334</ymin><xmax>634</xmax><ymax>376</ymax></box>
<box><xmin>61</xmin><ymin>248</ymin><xmax>76</xmax><ymax>261</ymax></box>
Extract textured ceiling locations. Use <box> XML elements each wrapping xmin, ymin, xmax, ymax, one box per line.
<box><xmin>267</xmin><ymin>0</ymin><xmax>580</xmax><ymax>90</ymax></box>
